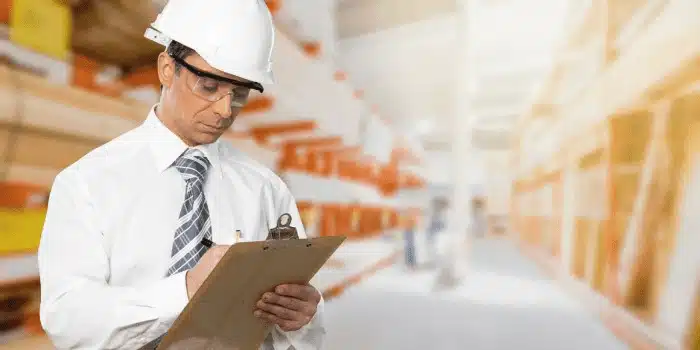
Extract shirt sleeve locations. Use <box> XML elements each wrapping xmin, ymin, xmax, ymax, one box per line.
<box><xmin>259</xmin><ymin>179</ymin><xmax>326</xmax><ymax>350</ymax></box>
<box><xmin>37</xmin><ymin>168</ymin><xmax>190</xmax><ymax>350</ymax></box>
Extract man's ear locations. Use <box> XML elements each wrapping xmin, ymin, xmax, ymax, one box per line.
<box><xmin>157</xmin><ymin>51</ymin><xmax>175</xmax><ymax>89</ymax></box>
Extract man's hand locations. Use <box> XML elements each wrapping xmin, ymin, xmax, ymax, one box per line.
<box><xmin>185</xmin><ymin>245</ymin><xmax>231</xmax><ymax>299</ymax></box>
<box><xmin>254</xmin><ymin>284</ymin><xmax>321</xmax><ymax>332</ymax></box>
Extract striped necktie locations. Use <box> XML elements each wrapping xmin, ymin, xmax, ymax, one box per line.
<box><xmin>167</xmin><ymin>148</ymin><xmax>213</xmax><ymax>276</ymax></box>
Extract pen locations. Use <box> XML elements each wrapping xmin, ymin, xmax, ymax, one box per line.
<box><xmin>202</xmin><ymin>237</ymin><xmax>214</xmax><ymax>248</ymax></box>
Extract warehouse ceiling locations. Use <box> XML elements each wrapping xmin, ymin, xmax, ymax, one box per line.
<box><xmin>336</xmin><ymin>0</ymin><xmax>457</xmax><ymax>39</ymax></box>
<box><xmin>335</xmin><ymin>0</ymin><xmax>569</xmax><ymax>151</ymax></box>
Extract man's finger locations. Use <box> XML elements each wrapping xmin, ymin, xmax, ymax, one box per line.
<box><xmin>256</xmin><ymin>299</ymin><xmax>304</xmax><ymax>321</ymax></box>
<box><xmin>275</xmin><ymin>284</ymin><xmax>320</xmax><ymax>302</ymax></box>
<box><xmin>255</xmin><ymin>309</ymin><xmax>283</xmax><ymax>324</ymax></box>
<box><xmin>261</xmin><ymin>292</ymin><xmax>308</xmax><ymax>312</ymax></box>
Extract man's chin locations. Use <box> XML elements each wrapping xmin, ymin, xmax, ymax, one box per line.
<box><xmin>194</xmin><ymin>131</ymin><xmax>224</xmax><ymax>145</ymax></box>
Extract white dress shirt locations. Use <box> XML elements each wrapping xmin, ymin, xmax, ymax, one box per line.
<box><xmin>37</xmin><ymin>106</ymin><xmax>325</xmax><ymax>350</ymax></box>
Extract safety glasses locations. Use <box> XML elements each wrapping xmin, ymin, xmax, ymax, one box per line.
<box><xmin>170</xmin><ymin>55</ymin><xmax>264</xmax><ymax>108</ymax></box>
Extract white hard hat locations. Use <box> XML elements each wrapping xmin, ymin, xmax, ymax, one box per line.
<box><xmin>144</xmin><ymin>0</ymin><xmax>275</xmax><ymax>85</ymax></box>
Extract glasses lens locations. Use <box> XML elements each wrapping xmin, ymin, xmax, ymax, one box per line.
<box><xmin>188</xmin><ymin>75</ymin><xmax>251</xmax><ymax>108</ymax></box>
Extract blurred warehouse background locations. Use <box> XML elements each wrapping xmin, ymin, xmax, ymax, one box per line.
<box><xmin>1</xmin><ymin>0</ymin><xmax>699</xmax><ymax>349</ymax></box>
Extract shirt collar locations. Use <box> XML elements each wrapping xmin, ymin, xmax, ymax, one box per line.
<box><xmin>144</xmin><ymin>105</ymin><xmax>222</xmax><ymax>173</ymax></box>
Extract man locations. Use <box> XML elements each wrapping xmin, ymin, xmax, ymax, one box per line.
<box><xmin>37</xmin><ymin>1</ymin><xmax>324</xmax><ymax>349</ymax></box>
<box><xmin>471</xmin><ymin>197</ymin><xmax>487</xmax><ymax>238</ymax></box>
<box><xmin>426</xmin><ymin>197</ymin><xmax>448</xmax><ymax>264</ymax></box>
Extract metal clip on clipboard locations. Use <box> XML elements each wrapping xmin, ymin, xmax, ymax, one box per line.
<box><xmin>266</xmin><ymin>213</ymin><xmax>300</xmax><ymax>240</ymax></box>
<box><xmin>263</xmin><ymin>213</ymin><xmax>311</xmax><ymax>251</ymax></box>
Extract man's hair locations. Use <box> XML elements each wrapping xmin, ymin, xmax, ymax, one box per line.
<box><xmin>166</xmin><ymin>40</ymin><xmax>195</xmax><ymax>74</ymax></box>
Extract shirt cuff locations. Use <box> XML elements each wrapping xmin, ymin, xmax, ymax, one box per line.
<box><xmin>142</xmin><ymin>271</ymin><xmax>190</xmax><ymax>326</ymax></box>
<box><xmin>269</xmin><ymin>297</ymin><xmax>324</xmax><ymax>350</ymax></box>
<box><xmin>272</xmin><ymin>324</ymin><xmax>308</xmax><ymax>350</ymax></box>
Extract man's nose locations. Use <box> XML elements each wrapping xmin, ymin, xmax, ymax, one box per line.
<box><xmin>212</xmin><ymin>93</ymin><xmax>233</xmax><ymax>118</ymax></box>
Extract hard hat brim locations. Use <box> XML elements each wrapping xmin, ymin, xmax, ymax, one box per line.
<box><xmin>144</xmin><ymin>27</ymin><xmax>274</xmax><ymax>85</ymax></box>
<box><xmin>144</xmin><ymin>27</ymin><xmax>172</xmax><ymax>47</ymax></box>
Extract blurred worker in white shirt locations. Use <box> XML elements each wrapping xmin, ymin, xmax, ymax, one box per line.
<box><xmin>426</xmin><ymin>197</ymin><xmax>449</xmax><ymax>265</ymax></box>
<box><xmin>36</xmin><ymin>1</ymin><xmax>325</xmax><ymax>349</ymax></box>
<box><xmin>470</xmin><ymin>197</ymin><xmax>487</xmax><ymax>238</ymax></box>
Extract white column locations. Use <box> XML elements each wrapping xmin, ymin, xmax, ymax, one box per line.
<box><xmin>449</xmin><ymin>0</ymin><xmax>476</xmax><ymax>247</ymax></box>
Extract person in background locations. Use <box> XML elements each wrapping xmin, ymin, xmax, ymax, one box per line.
<box><xmin>427</xmin><ymin>197</ymin><xmax>449</xmax><ymax>264</ymax></box>
<box><xmin>471</xmin><ymin>197</ymin><xmax>487</xmax><ymax>238</ymax></box>
<box><xmin>37</xmin><ymin>1</ymin><xmax>324</xmax><ymax>349</ymax></box>
<box><xmin>403</xmin><ymin>216</ymin><xmax>418</xmax><ymax>269</ymax></box>
<box><xmin>431</xmin><ymin>196</ymin><xmax>463</xmax><ymax>290</ymax></box>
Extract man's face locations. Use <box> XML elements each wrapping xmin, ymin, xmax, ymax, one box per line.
<box><xmin>158</xmin><ymin>52</ymin><xmax>250</xmax><ymax>146</ymax></box>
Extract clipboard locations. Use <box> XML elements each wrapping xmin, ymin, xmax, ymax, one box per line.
<box><xmin>157</xmin><ymin>235</ymin><xmax>346</xmax><ymax>350</ymax></box>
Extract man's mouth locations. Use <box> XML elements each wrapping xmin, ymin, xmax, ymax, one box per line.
<box><xmin>202</xmin><ymin>124</ymin><xmax>228</xmax><ymax>132</ymax></box>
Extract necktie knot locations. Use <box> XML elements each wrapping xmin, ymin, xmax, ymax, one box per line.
<box><xmin>174</xmin><ymin>148</ymin><xmax>211</xmax><ymax>185</ymax></box>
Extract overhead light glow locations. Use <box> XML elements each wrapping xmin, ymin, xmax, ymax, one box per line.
<box><xmin>415</xmin><ymin>118</ymin><xmax>435</xmax><ymax>135</ymax></box>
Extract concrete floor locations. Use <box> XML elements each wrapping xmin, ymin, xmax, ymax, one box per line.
<box><xmin>0</xmin><ymin>237</ymin><xmax>630</xmax><ymax>350</ymax></box>
<box><xmin>322</xmin><ymin>237</ymin><xmax>630</xmax><ymax>350</ymax></box>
